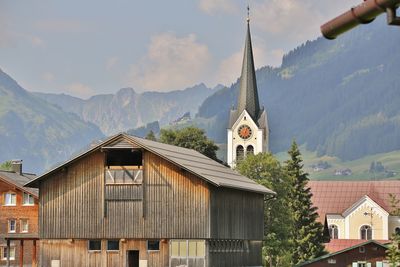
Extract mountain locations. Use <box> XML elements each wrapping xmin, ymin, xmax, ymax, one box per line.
<box><xmin>194</xmin><ymin>17</ymin><xmax>400</xmax><ymax>161</ymax></box>
<box><xmin>35</xmin><ymin>83</ymin><xmax>214</xmax><ymax>135</ymax></box>
<box><xmin>0</xmin><ymin>69</ymin><xmax>104</xmax><ymax>173</ymax></box>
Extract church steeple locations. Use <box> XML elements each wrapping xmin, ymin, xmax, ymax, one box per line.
<box><xmin>227</xmin><ymin>8</ymin><xmax>269</xmax><ymax>167</ymax></box>
<box><xmin>236</xmin><ymin>9</ymin><xmax>261</xmax><ymax>122</ymax></box>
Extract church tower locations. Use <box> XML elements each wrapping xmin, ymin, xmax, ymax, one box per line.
<box><xmin>227</xmin><ymin>11</ymin><xmax>269</xmax><ymax>168</ymax></box>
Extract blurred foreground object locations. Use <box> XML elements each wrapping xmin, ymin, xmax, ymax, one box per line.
<box><xmin>321</xmin><ymin>0</ymin><xmax>400</xmax><ymax>39</ymax></box>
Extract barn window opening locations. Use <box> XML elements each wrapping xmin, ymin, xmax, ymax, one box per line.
<box><xmin>147</xmin><ymin>240</ymin><xmax>160</xmax><ymax>251</ymax></box>
<box><xmin>105</xmin><ymin>149</ymin><xmax>143</xmax><ymax>184</ymax></box>
<box><xmin>88</xmin><ymin>240</ymin><xmax>101</xmax><ymax>251</ymax></box>
<box><xmin>107</xmin><ymin>240</ymin><xmax>119</xmax><ymax>251</ymax></box>
<box><xmin>106</xmin><ymin>149</ymin><xmax>142</xmax><ymax>167</ymax></box>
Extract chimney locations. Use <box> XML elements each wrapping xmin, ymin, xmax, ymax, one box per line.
<box><xmin>11</xmin><ymin>160</ymin><xmax>22</xmax><ymax>175</ymax></box>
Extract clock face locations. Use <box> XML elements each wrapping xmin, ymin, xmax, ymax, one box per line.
<box><xmin>238</xmin><ymin>125</ymin><xmax>252</xmax><ymax>140</ymax></box>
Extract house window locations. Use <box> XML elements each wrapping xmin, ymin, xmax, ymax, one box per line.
<box><xmin>147</xmin><ymin>240</ymin><xmax>160</xmax><ymax>251</ymax></box>
<box><xmin>395</xmin><ymin>227</ymin><xmax>400</xmax><ymax>236</ymax></box>
<box><xmin>236</xmin><ymin>145</ymin><xmax>244</xmax><ymax>161</ymax></box>
<box><xmin>4</xmin><ymin>193</ymin><xmax>16</xmax><ymax>206</ymax></box>
<box><xmin>327</xmin><ymin>258</ymin><xmax>336</xmax><ymax>264</ymax></box>
<box><xmin>8</xmin><ymin>220</ymin><xmax>16</xmax><ymax>233</ymax></box>
<box><xmin>246</xmin><ymin>145</ymin><xmax>254</xmax><ymax>156</ymax></box>
<box><xmin>359</xmin><ymin>246</ymin><xmax>365</xmax><ymax>253</ymax></box>
<box><xmin>88</xmin><ymin>240</ymin><xmax>101</xmax><ymax>251</ymax></box>
<box><xmin>21</xmin><ymin>219</ymin><xmax>29</xmax><ymax>233</ymax></box>
<box><xmin>329</xmin><ymin>224</ymin><xmax>339</xmax><ymax>239</ymax></box>
<box><xmin>107</xmin><ymin>240</ymin><xmax>119</xmax><ymax>251</ymax></box>
<box><xmin>1</xmin><ymin>246</ymin><xmax>15</xmax><ymax>260</ymax></box>
<box><xmin>360</xmin><ymin>225</ymin><xmax>372</xmax><ymax>240</ymax></box>
<box><xmin>23</xmin><ymin>193</ymin><xmax>34</xmax><ymax>205</ymax></box>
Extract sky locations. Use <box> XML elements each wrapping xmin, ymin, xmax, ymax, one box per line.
<box><xmin>0</xmin><ymin>0</ymin><xmax>361</xmax><ymax>98</ymax></box>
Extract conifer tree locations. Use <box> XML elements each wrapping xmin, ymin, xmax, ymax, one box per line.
<box><xmin>284</xmin><ymin>141</ymin><xmax>326</xmax><ymax>265</ymax></box>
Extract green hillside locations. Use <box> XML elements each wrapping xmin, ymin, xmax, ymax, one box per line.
<box><xmin>0</xmin><ymin>69</ymin><xmax>104</xmax><ymax>173</ymax></box>
<box><xmin>194</xmin><ymin>17</ymin><xmax>400</xmax><ymax>162</ymax></box>
<box><xmin>275</xmin><ymin>148</ymin><xmax>400</xmax><ymax>181</ymax></box>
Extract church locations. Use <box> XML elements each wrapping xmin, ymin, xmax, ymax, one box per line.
<box><xmin>227</xmin><ymin>14</ymin><xmax>269</xmax><ymax>167</ymax></box>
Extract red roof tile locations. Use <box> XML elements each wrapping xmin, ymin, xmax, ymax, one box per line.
<box><xmin>309</xmin><ymin>181</ymin><xmax>400</xmax><ymax>221</ymax></box>
<box><xmin>325</xmin><ymin>239</ymin><xmax>390</xmax><ymax>253</ymax></box>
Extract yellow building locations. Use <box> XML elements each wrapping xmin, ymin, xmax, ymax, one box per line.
<box><xmin>309</xmin><ymin>181</ymin><xmax>400</xmax><ymax>248</ymax></box>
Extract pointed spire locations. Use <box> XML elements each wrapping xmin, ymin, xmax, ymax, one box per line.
<box><xmin>236</xmin><ymin>9</ymin><xmax>260</xmax><ymax>122</ymax></box>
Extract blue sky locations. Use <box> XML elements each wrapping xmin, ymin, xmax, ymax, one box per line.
<box><xmin>0</xmin><ymin>0</ymin><xmax>360</xmax><ymax>98</ymax></box>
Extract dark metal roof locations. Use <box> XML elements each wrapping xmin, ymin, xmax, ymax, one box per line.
<box><xmin>295</xmin><ymin>240</ymin><xmax>389</xmax><ymax>267</ymax></box>
<box><xmin>0</xmin><ymin>170</ymin><xmax>38</xmax><ymax>197</ymax></box>
<box><xmin>231</xmin><ymin>21</ymin><xmax>261</xmax><ymax>126</ymax></box>
<box><xmin>26</xmin><ymin>133</ymin><xmax>274</xmax><ymax>195</ymax></box>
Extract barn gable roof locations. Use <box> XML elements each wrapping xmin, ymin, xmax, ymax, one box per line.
<box><xmin>25</xmin><ymin>133</ymin><xmax>274</xmax><ymax>194</ymax></box>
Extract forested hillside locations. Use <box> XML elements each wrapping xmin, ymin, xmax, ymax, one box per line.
<box><xmin>0</xmin><ymin>69</ymin><xmax>104</xmax><ymax>173</ymax></box>
<box><xmin>195</xmin><ymin>17</ymin><xmax>400</xmax><ymax>161</ymax></box>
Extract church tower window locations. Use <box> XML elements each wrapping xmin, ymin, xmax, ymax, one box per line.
<box><xmin>236</xmin><ymin>146</ymin><xmax>244</xmax><ymax>161</ymax></box>
<box><xmin>246</xmin><ymin>145</ymin><xmax>254</xmax><ymax>156</ymax></box>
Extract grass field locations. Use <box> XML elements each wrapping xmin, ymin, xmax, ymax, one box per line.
<box><xmin>218</xmin><ymin>144</ymin><xmax>400</xmax><ymax>181</ymax></box>
<box><xmin>275</xmin><ymin>147</ymin><xmax>400</xmax><ymax>181</ymax></box>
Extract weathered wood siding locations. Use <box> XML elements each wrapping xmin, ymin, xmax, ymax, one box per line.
<box><xmin>210</xmin><ymin>187</ymin><xmax>264</xmax><ymax>240</ymax></box>
<box><xmin>40</xmin><ymin>239</ymin><xmax>169</xmax><ymax>267</ymax></box>
<box><xmin>40</xmin><ymin>150</ymin><xmax>210</xmax><ymax>239</ymax></box>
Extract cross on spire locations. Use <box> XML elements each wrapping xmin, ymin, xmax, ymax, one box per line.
<box><xmin>247</xmin><ymin>5</ymin><xmax>250</xmax><ymax>23</ymax></box>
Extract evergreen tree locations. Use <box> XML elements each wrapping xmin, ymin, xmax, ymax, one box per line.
<box><xmin>236</xmin><ymin>153</ymin><xmax>292</xmax><ymax>267</ymax></box>
<box><xmin>145</xmin><ymin>130</ymin><xmax>157</xmax><ymax>141</ymax></box>
<box><xmin>284</xmin><ymin>141</ymin><xmax>326</xmax><ymax>265</ymax></box>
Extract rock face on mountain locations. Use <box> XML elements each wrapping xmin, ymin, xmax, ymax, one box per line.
<box><xmin>35</xmin><ymin>84</ymin><xmax>214</xmax><ymax>135</ymax></box>
<box><xmin>0</xmin><ymin>69</ymin><xmax>104</xmax><ymax>173</ymax></box>
<box><xmin>195</xmin><ymin>17</ymin><xmax>400</xmax><ymax>161</ymax></box>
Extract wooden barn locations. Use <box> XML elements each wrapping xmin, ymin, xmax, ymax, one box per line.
<box><xmin>25</xmin><ymin>133</ymin><xmax>274</xmax><ymax>267</ymax></box>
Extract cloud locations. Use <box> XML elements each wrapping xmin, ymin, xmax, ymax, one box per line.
<box><xmin>42</xmin><ymin>72</ymin><xmax>55</xmax><ymax>82</ymax></box>
<box><xmin>65</xmin><ymin>83</ymin><xmax>95</xmax><ymax>99</ymax></box>
<box><xmin>34</xmin><ymin>19</ymin><xmax>87</xmax><ymax>33</ymax></box>
<box><xmin>128</xmin><ymin>33</ymin><xmax>212</xmax><ymax>92</ymax></box>
<box><xmin>215</xmin><ymin>43</ymin><xmax>283</xmax><ymax>86</ymax></box>
<box><xmin>252</xmin><ymin>0</ymin><xmax>361</xmax><ymax>41</ymax></box>
<box><xmin>106</xmin><ymin>57</ymin><xmax>119</xmax><ymax>70</ymax></box>
<box><xmin>31</xmin><ymin>36</ymin><xmax>44</xmax><ymax>47</ymax></box>
<box><xmin>198</xmin><ymin>0</ymin><xmax>238</xmax><ymax>14</ymax></box>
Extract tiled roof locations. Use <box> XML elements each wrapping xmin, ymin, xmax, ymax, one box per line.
<box><xmin>324</xmin><ymin>239</ymin><xmax>390</xmax><ymax>253</ymax></box>
<box><xmin>0</xmin><ymin>170</ymin><xmax>38</xmax><ymax>197</ymax></box>
<box><xmin>309</xmin><ymin>181</ymin><xmax>400</xmax><ymax>221</ymax></box>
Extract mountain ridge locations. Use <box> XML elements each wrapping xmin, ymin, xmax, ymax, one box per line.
<box><xmin>0</xmin><ymin>69</ymin><xmax>104</xmax><ymax>173</ymax></box>
<box><xmin>35</xmin><ymin>83</ymin><xmax>215</xmax><ymax>135</ymax></box>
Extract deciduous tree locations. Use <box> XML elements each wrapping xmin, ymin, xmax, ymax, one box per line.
<box><xmin>236</xmin><ymin>153</ymin><xmax>292</xmax><ymax>267</ymax></box>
